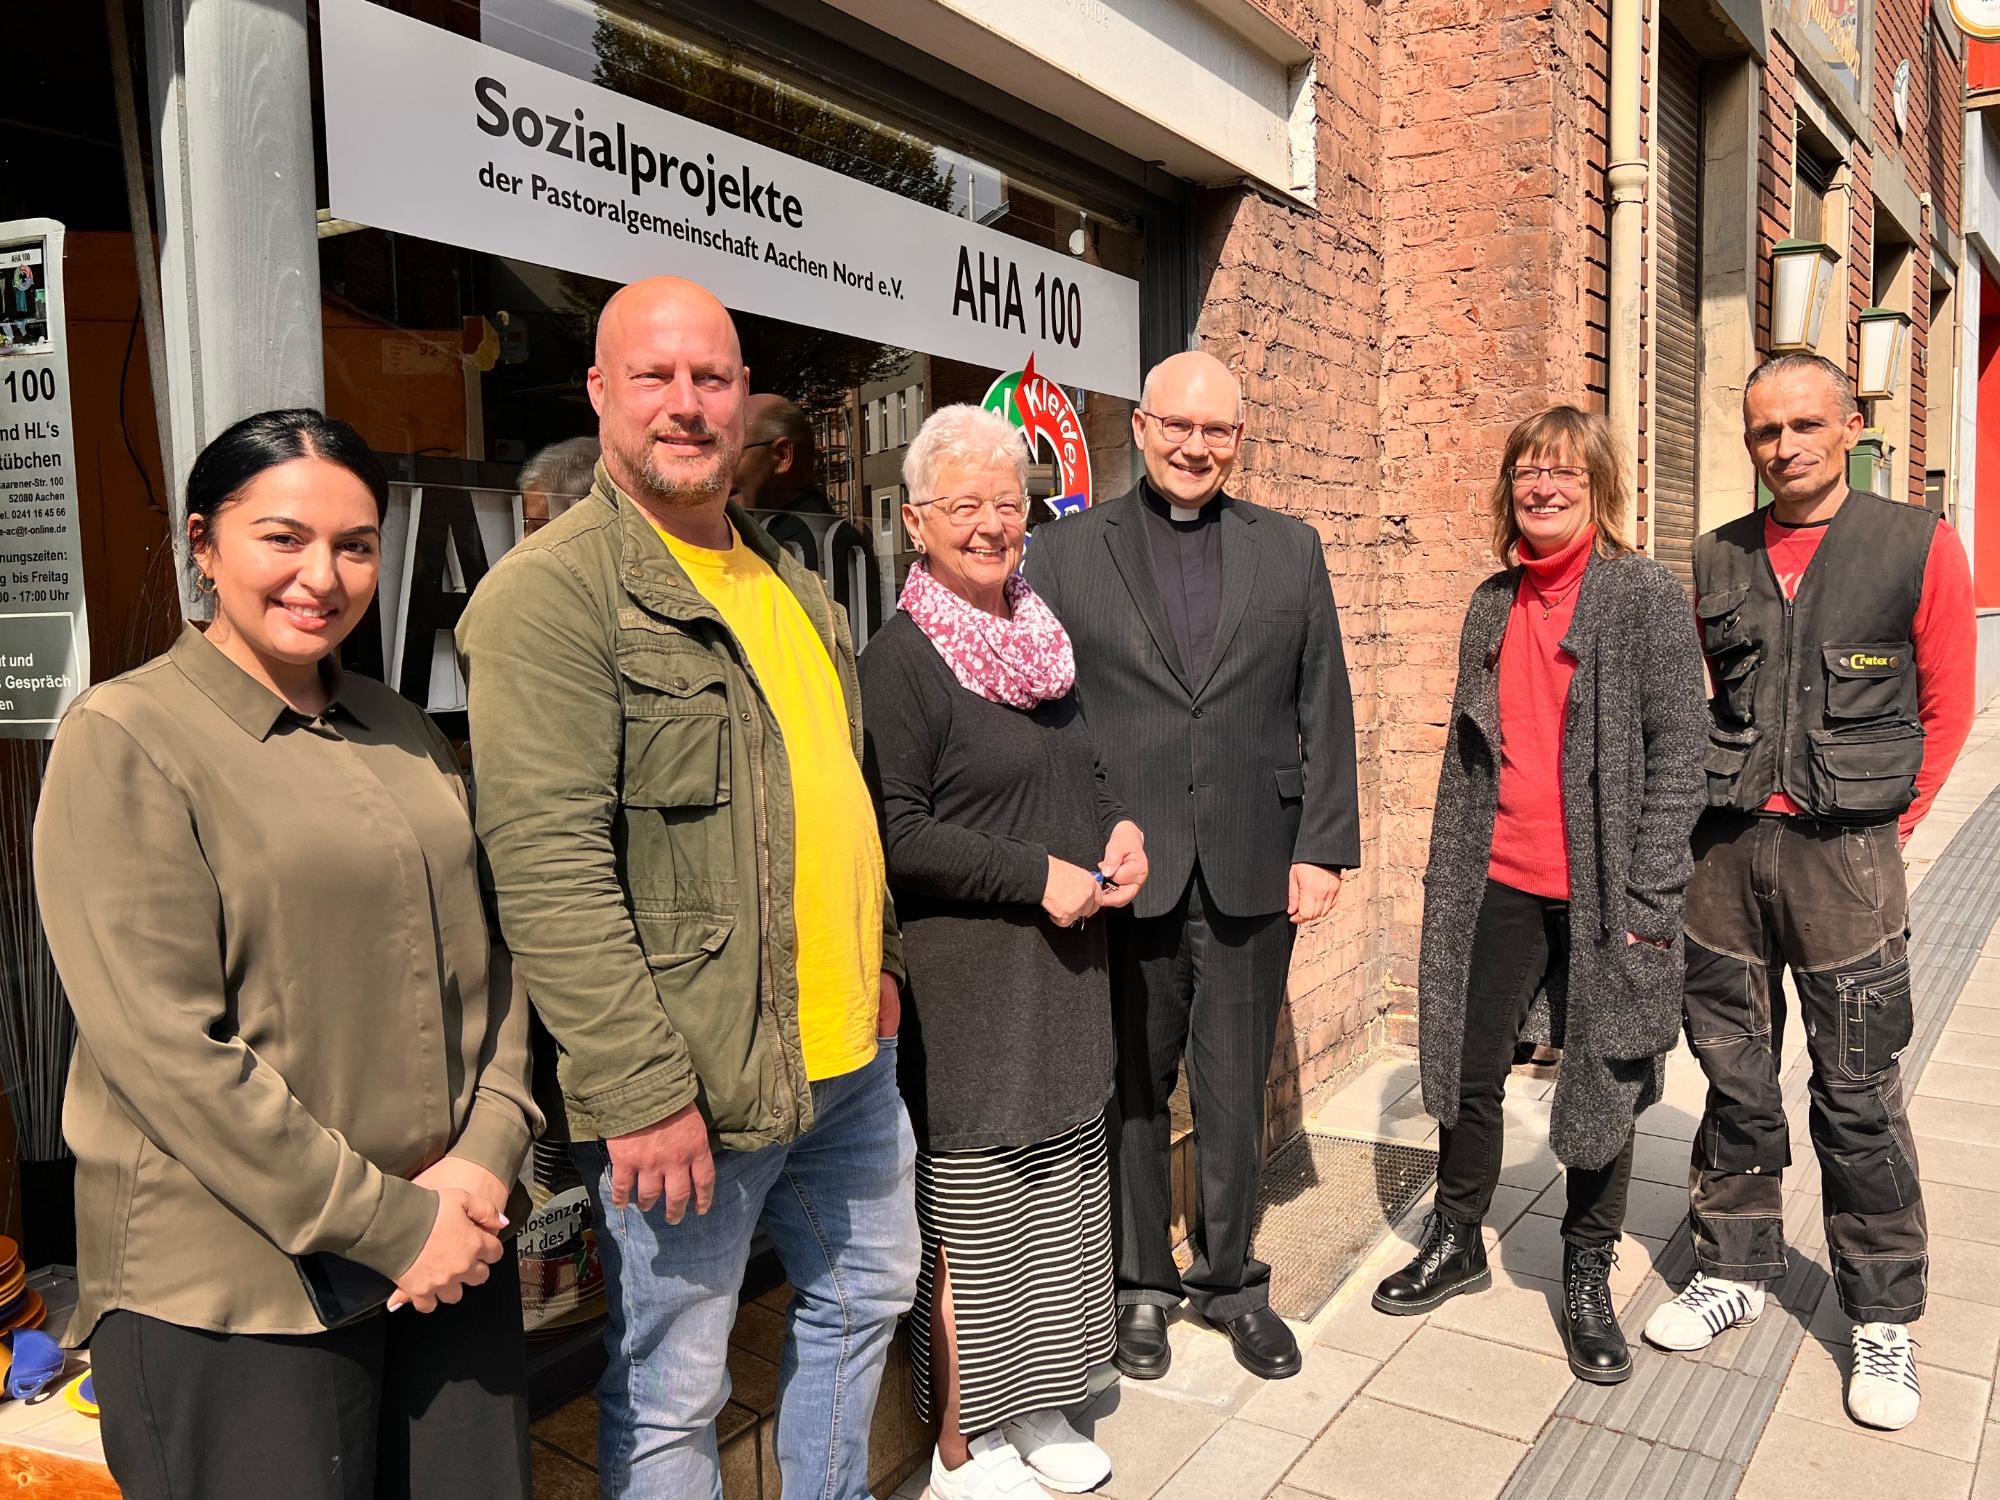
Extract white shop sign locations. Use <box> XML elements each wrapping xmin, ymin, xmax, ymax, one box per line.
<box><xmin>0</xmin><ymin>219</ymin><xmax>88</xmax><ymax>739</ymax></box>
<box><xmin>321</xmin><ymin>0</ymin><xmax>1142</xmax><ymax>398</ymax></box>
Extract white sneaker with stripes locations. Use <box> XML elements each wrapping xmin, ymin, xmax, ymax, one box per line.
<box><xmin>1641</xmin><ymin>1273</ymin><xmax>1766</xmax><ymax>1351</ymax></box>
<box><xmin>1847</xmin><ymin>1322</ymin><xmax>1921</xmax><ymax>1431</ymax></box>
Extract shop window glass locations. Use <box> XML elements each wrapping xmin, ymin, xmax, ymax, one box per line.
<box><xmin>308</xmin><ymin>0</ymin><xmax>1144</xmax><ymax>708</ymax></box>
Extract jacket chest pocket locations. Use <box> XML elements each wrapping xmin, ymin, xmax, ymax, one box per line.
<box><xmin>1703</xmin><ymin>724</ymin><xmax>1760</xmax><ymax>807</ymax></box>
<box><xmin>1697</xmin><ymin>587</ymin><xmax>1758</xmax><ymax>725</ymax></box>
<box><xmin>618</xmin><ymin>646</ymin><xmax>738</xmax><ymax>919</ymax></box>
<box><xmin>1821</xmin><ymin>642</ymin><xmax>1912</xmax><ymax>722</ymax></box>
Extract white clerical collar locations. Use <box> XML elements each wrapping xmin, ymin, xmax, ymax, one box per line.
<box><xmin>1168</xmin><ymin>503</ymin><xmax>1203</xmax><ymax>523</ymax></box>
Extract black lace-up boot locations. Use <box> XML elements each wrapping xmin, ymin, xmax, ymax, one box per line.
<box><xmin>1561</xmin><ymin>1241</ymin><xmax>1632</xmax><ymax>1384</ymax></box>
<box><xmin>1371</xmin><ymin>1212</ymin><xmax>1489</xmax><ymax>1315</ymax></box>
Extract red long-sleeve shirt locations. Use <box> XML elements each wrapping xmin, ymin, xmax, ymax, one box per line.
<box><xmin>1710</xmin><ymin>511</ymin><xmax>1976</xmax><ymax>841</ymax></box>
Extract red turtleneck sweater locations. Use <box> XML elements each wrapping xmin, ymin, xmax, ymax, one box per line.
<box><xmin>1488</xmin><ymin>527</ymin><xmax>1594</xmax><ymax>900</ymax></box>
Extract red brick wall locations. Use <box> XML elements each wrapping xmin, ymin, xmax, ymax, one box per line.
<box><xmin>1206</xmin><ymin>0</ymin><xmax>1390</xmax><ymax>1142</ymax></box>
<box><xmin>1191</xmin><ymin>0</ymin><xmax>1966</xmax><ymax>1141</ymax></box>
<box><xmin>1756</xmin><ymin>39</ymin><xmax>1799</xmax><ymax>353</ymax></box>
<box><xmin>1371</xmin><ymin>0</ymin><xmax>1612</xmax><ymax>1053</ymax></box>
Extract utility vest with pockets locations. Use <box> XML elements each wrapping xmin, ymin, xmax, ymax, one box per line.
<box><xmin>1692</xmin><ymin>489</ymin><xmax>1932</xmax><ymax>824</ymax></box>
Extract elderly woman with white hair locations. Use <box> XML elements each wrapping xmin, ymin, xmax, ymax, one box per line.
<box><xmin>859</xmin><ymin>404</ymin><xmax>1147</xmax><ymax>1500</ymax></box>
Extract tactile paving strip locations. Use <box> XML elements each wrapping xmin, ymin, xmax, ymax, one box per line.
<box><xmin>1253</xmin><ymin>1134</ymin><xmax>1439</xmax><ymax>1320</ymax></box>
<box><xmin>1499</xmin><ymin>783</ymin><xmax>2000</xmax><ymax>1499</ymax></box>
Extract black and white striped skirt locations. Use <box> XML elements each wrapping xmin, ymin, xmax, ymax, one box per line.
<box><xmin>909</xmin><ymin>1114</ymin><xmax>1117</xmax><ymax>1434</ymax></box>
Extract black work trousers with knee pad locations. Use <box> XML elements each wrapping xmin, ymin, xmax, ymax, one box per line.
<box><xmin>1681</xmin><ymin>810</ymin><xmax>1926</xmax><ymax>1324</ymax></box>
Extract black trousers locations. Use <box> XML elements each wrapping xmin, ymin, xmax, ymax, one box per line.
<box><xmin>90</xmin><ymin>1251</ymin><xmax>531</xmax><ymax>1500</ymax></box>
<box><xmin>1109</xmin><ymin>864</ymin><xmax>1296</xmax><ymax>1320</ymax></box>
<box><xmin>1436</xmin><ymin>879</ymin><xmax>1635</xmax><ymax>1245</ymax></box>
<box><xmin>1683</xmin><ymin>811</ymin><xmax>1926</xmax><ymax>1323</ymax></box>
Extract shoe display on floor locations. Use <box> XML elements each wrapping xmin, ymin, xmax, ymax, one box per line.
<box><xmin>929</xmin><ymin>1431</ymin><xmax>1058</xmax><ymax>1500</ymax></box>
<box><xmin>1560</xmin><ymin>1241</ymin><xmax>1631</xmax><ymax>1384</ymax></box>
<box><xmin>1113</xmin><ymin>1304</ymin><xmax>1171</xmax><ymax>1380</ymax></box>
<box><xmin>1000</xmin><ymin>1407</ymin><xmax>1112</xmax><ymax>1493</ymax></box>
<box><xmin>1371</xmin><ymin>1212</ymin><xmax>1490</xmax><ymax>1315</ymax></box>
<box><xmin>1846</xmin><ymin>1322</ymin><xmax>1921</xmax><ymax>1431</ymax></box>
<box><xmin>1214</xmin><ymin>1304</ymin><xmax>1302</xmax><ymax>1380</ymax></box>
<box><xmin>1641</xmin><ymin>1272</ymin><xmax>1765</xmax><ymax>1352</ymax></box>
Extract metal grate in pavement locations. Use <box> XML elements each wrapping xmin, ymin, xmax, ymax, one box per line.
<box><xmin>1500</xmin><ymin>781</ymin><xmax>2000</xmax><ymax>1499</ymax></box>
<box><xmin>1252</xmin><ymin>1133</ymin><xmax>1438</xmax><ymax>1319</ymax></box>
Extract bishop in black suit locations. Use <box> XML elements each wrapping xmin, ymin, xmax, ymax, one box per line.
<box><xmin>1023</xmin><ymin>350</ymin><xmax>1360</xmax><ymax>1381</ymax></box>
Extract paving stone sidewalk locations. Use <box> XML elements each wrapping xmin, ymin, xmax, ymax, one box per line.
<box><xmin>891</xmin><ymin>705</ymin><xmax>2000</xmax><ymax>1500</ymax></box>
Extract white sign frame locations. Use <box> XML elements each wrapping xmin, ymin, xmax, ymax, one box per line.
<box><xmin>321</xmin><ymin>0</ymin><xmax>1142</xmax><ymax>398</ymax></box>
<box><xmin>1948</xmin><ymin>0</ymin><xmax>2000</xmax><ymax>39</ymax></box>
<box><xmin>0</xmin><ymin>218</ymin><xmax>89</xmax><ymax>739</ymax></box>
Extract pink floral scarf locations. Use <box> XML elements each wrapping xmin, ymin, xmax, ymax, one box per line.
<box><xmin>898</xmin><ymin>560</ymin><xmax>1077</xmax><ymax>709</ymax></box>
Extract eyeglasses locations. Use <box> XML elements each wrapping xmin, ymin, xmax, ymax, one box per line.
<box><xmin>1138</xmin><ymin>411</ymin><xmax>1242</xmax><ymax>448</ymax></box>
<box><xmin>914</xmin><ymin>493</ymin><xmax>1029</xmax><ymax>524</ymax></box>
<box><xmin>1508</xmin><ymin>465</ymin><xmax>1589</xmax><ymax>488</ymax></box>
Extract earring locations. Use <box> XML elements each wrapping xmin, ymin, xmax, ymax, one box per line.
<box><xmin>195</xmin><ymin>572</ymin><xmax>217</xmax><ymax>595</ymax></box>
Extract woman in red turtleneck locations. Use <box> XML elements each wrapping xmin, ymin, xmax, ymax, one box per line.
<box><xmin>1374</xmin><ymin>407</ymin><xmax>1707</xmax><ymax>1390</ymax></box>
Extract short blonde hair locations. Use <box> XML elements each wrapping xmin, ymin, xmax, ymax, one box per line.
<box><xmin>903</xmin><ymin>404</ymin><xmax>1028</xmax><ymax>502</ymax></box>
<box><xmin>1488</xmin><ymin>406</ymin><xmax>1635</xmax><ymax>566</ymax></box>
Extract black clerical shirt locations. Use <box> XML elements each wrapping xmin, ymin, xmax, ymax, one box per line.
<box><xmin>1139</xmin><ymin>480</ymin><xmax>1225</xmax><ymax>682</ymax></box>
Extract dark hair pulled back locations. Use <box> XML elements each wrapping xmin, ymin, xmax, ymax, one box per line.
<box><xmin>185</xmin><ymin>409</ymin><xmax>388</xmax><ymax>571</ymax></box>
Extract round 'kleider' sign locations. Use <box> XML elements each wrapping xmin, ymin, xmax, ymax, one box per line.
<box><xmin>1948</xmin><ymin>0</ymin><xmax>2000</xmax><ymax>38</ymax></box>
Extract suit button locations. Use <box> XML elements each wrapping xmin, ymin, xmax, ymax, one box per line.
<box><xmin>1192</xmin><ymin>707</ymin><xmax>1204</xmax><ymax>719</ymax></box>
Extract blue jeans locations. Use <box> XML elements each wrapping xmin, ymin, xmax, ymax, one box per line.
<box><xmin>572</xmin><ymin>1040</ymin><xmax>920</xmax><ymax>1500</ymax></box>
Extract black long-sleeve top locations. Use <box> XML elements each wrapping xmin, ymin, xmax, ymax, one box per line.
<box><xmin>859</xmin><ymin>612</ymin><xmax>1125</xmax><ymax>1152</ymax></box>
<box><xmin>1140</xmin><ymin>480</ymin><xmax>1224</xmax><ymax>681</ymax></box>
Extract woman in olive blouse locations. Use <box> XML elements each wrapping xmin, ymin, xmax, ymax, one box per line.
<box><xmin>34</xmin><ymin>410</ymin><xmax>540</xmax><ymax>1500</ymax></box>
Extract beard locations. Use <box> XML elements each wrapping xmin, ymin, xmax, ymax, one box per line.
<box><xmin>608</xmin><ymin>423</ymin><xmax>740</xmax><ymax>509</ymax></box>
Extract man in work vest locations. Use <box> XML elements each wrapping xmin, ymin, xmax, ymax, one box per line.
<box><xmin>1643</xmin><ymin>353</ymin><xmax>1975</xmax><ymax>1433</ymax></box>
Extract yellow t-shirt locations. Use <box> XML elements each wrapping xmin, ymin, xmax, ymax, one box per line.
<box><xmin>658</xmin><ymin>522</ymin><xmax>884</xmax><ymax>1080</ymax></box>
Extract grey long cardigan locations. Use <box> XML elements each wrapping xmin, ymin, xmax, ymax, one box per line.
<box><xmin>1417</xmin><ymin>550</ymin><xmax>1708</xmax><ymax>1171</ymax></box>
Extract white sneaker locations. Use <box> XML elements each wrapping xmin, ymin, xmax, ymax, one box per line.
<box><xmin>929</xmin><ymin>1430</ymin><xmax>1057</xmax><ymax>1500</ymax></box>
<box><xmin>1000</xmin><ymin>1408</ymin><xmax>1112</xmax><ymax>1493</ymax></box>
<box><xmin>1642</xmin><ymin>1273</ymin><xmax>1766</xmax><ymax>1352</ymax></box>
<box><xmin>1847</xmin><ymin>1323</ymin><xmax>1921</xmax><ymax>1431</ymax></box>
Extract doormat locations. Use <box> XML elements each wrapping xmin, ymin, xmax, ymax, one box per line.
<box><xmin>1253</xmin><ymin>1134</ymin><xmax>1439</xmax><ymax>1320</ymax></box>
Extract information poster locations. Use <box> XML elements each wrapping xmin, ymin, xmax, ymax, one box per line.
<box><xmin>1785</xmin><ymin>0</ymin><xmax>1867</xmax><ymax>104</ymax></box>
<box><xmin>0</xmin><ymin>220</ymin><xmax>88</xmax><ymax>739</ymax></box>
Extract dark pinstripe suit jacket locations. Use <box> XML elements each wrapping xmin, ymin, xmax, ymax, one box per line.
<box><xmin>1022</xmin><ymin>485</ymin><xmax>1360</xmax><ymax>920</ymax></box>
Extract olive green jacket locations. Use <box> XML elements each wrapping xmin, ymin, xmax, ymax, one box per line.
<box><xmin>456</xmin><ymin>467</ymin><xmax>903</xmax><ymax>1148</ymax></box>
